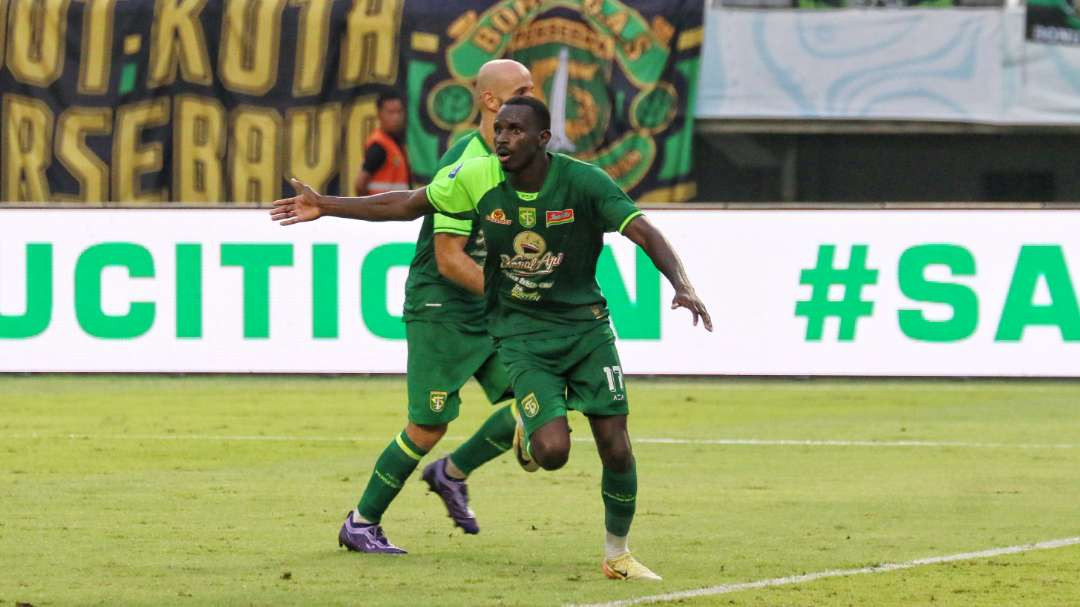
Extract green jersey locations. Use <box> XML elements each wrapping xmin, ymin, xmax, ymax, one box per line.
<box><xmin>426</xmin><ymin>152</ymin><xmax>643</xmax><ymax>339</ymax></box>
<box><xmin>402</xmin><ymin>131</ymin><xmax>489</xmax><ymax>327</ymax></box>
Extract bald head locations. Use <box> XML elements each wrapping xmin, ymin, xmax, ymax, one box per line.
<box><xmin>476</xmin><ymin>59</ymin><xmax>534</xmax><ymax>114</ymax></box>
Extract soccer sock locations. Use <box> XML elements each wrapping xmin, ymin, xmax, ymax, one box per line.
<box><xmin>605</xmin><ymin>532</ymin><xmax>630</xmax><ymax>559</ymax></box>
<box><xmin>444</xmin><ymin>458</ymin><xmax>467</xmax><ymax>480</ymax></box>
<box><xmin>356</xmin><ymin>430</ymin><xmax>429</xmax><ymax>524</ymax></box>
<box><xmin>601</xmin><ymin>461</ymin><xmax>637</xmax><ymax>539</ymax></box>
<box><xmin>448</xmin><ymin>404</ymin><xmax>516</xmax><ymax>476</ymax></box>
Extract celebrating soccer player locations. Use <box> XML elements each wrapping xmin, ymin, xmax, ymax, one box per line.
<box><xmin>271</xmin><ymin>96</ymin><xmax>712</xmax><ymax>580</ymax></box>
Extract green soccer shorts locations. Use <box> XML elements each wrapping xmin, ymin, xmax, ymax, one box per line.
<box><xmin>496</xmin><ymin>322</ymin><xmax>629</xmax><ymax>437</ymax></box>
<box><xmin>406</xmin><ymin>320</ymin><xmax>513</xmax><ymax>426</ymax></box>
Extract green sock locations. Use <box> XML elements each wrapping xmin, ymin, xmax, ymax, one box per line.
<box><xmin>356</xmin><ymin>430</ymin><xmax>429</xmax><ymax>523</ymax></box>
<box><xmin>601</xmin><ymin>461</ymin><xmax>637</xmax><ymax>537</ymax></box>
<box><xmin>449</xmin><ymin>404</ymin><xmax>515</xmax><ymax>476</ymax></box>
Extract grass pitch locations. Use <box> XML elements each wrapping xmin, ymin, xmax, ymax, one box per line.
<box><xmin>2</xmin><ymin>376</ymin><xmax>1079</xmax><ymax>606</ymax></box>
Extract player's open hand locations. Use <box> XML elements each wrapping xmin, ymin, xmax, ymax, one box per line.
<box><xmin>672</xmin><ymin>288</ymin><xmax>713</xmax><ymax>332</ymax></box>
<box><xmin>270</xmin><ymin>178</ymin><xmax>323</xmax><ymax>226</ymax></box>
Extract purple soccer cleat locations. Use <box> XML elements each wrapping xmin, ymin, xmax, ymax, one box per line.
<box><xmin>338</xmin><ymin>511</ymin><xmax>407</xmax><ymax>554</ymax></box>
<box><xmin>421</xmin><ymin>457</ymin><xmax>479</xmax><ymax>534</ymax></box>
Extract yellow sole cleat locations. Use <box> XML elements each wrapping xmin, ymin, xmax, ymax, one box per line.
<box><xmin>602</xmin><ymin>552</ymin><xmax>663</xmax><ymax>581</ymax></box>
<box><xmin>510</xmin><ymin>402</ymin><xmax>539</xmax><ymax>472</ymax></box>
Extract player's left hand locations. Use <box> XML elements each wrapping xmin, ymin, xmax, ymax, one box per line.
<box><xmin>672</xmin><ymin>288</ymin><xmax>713</xmax><ymax>332</ymax></box>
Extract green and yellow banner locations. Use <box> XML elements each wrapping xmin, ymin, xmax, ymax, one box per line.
<box><xmin>0</xmin><ymin>0</ymin><xmax>700</xmax><ymax>205</ymax></box>
<box><xmin>404</xmin><ymin>0</ymin><xmax>702</xmax><ymax>202</ymax></box>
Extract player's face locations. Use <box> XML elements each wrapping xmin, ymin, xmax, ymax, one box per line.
<box><xmin>378</xmin><ymin>99</ymin><xmax>405</xmax><ymax>135</ymax></box>
<box><xmin>493</xmin><ymin>105</ymin><xmax>549</xmax><ymax>173</ymax></box>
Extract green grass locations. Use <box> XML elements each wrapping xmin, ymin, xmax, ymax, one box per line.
<box><xmin>2</xmin><ymin>377</ymin><xmax>1079</xmax><ymax>606</ymax></box>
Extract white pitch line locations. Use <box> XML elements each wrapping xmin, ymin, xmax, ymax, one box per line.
<box><xmin>0</xmin><ymin>434</ymin><xmax>1076</xmax><ymax>449</ymax></box>
<box><xmin>620</xmin><ymin>437</ymin><xmax>1077</xmax><ymax>449</ymax></box>
<box><xmin>571</xmin><ymin>536</ymin><xmax>1080</xmax><ymax>607</ymax></box>
<box><xmin>1</xmin><ymin>433</ymin><xmax>400</xmax><ymax>443</ymax></box>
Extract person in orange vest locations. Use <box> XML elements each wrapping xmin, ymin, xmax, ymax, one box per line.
<box><xmin>355</xmin><ymin>90</ymin><xmax>410</xmax><ymax>195</ymax></box>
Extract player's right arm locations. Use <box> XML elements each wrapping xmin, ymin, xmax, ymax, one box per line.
<box><xmin>272</xmin><ymin>157</ymin><xmax>486</xmax><ymax>226</ymax></box>
<box><xmin>271</xmin><ymin>178</ymin><xmax>432</xmax><ymax>225</ymax></box>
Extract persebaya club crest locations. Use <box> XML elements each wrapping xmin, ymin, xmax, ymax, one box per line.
<box><xmin>433</xmin><ymin>0</ymin><xmax>681</xmax><ymax>194</ymax></box>
<box><xmin>519</xmin><ymin>207</ymin><xmax>536</xmax><ymax>228</ymax></box>
<box><xmin>429</xmin><ymin>391</ymin><xmax>448</xmax><ymax>412</ymax></box>
<box><xmin>520</xmin><ymin>393</ymin><xmax>540</xmax><ymax>418</ymax></box>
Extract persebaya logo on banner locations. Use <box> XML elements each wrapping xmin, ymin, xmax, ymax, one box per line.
<box><xmin>403</xmin><ymin>0</ymin><xmax>703</xmax><ymax>202</ymax></box>
<box><xmin>1027</xmin><ymin>0</ymin><xmax>1080</xmax><ymax>45</ymax></box>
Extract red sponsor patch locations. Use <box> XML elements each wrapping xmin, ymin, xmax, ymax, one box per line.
<box><xmin>546</xmin><ymin>209</ymin><xmax>574</xmax><ymax>227</ymax></box>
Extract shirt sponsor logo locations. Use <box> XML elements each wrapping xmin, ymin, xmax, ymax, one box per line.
<box><xmin>510</xmin><ymin>285</ymin><xmax>543</xmax><ymax>301</ymax></box>
<box><xmin>519</xmin><ymin>207</ymin><xmax>536</xmax><ymax>228</ymax></box>
<box><xmin>546</xmin><ymin>209</ymin><xmax>575</xmax><ymax>227</ymax></box>
<box><xmin>485</xmin><ymin>208</ymin><xmax>513</xmax><ymax>225</ymax></box>
<box><xmin>429</xmin><ymin>390</ymin><xmax>448</xmax><ymax>412</ymax></box>
<box><xmin>501</xmin><ymin>232</ymin><xmax>564</xmax><ymax>272</ymax></box>
<box><xmin>501</xmin><ymin>231</ymin><xmax>564</xmax><ymax>301</ymax></box>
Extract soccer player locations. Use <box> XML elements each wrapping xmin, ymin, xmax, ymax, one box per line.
<box><xmin>334</xmin><ymin>60</ymin><xmax>535</xmax><ymax>554</ymax></box>
<box><xmin>271</xmin><ymin>97</ymin><xmax>711</xmax><ymax>580</ymax></box>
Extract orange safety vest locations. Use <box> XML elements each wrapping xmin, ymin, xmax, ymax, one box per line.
<box><xmin>364</xmin><ymin>129</ymin><xmax>410</xmax><ymax>194</ymax></box>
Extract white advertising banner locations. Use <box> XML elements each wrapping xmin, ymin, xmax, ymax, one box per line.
<box><xmin>1</xmin><ymin>209</ymin><xmax>1079</xmax><ymax>376</ymax></box>
<box><xmin>697</xmin><ymin>7</ymin><xmax>1080</xmax><ymax>125</ymax></box>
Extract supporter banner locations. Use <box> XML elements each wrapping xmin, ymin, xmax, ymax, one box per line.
<box><xmin>1027</xmin><ymin>0</ymin><xmax>1080</xmax><ymax>45</ymax></box>
<box><xmin>2</xmin><ymin>209</ymin><xmax>1079</xmax><ymax>376</ymax></box>
<box><xmin>400</xmin><ymin>0</ymin><xmax>703</xmax><ymax>202</ymax></box>
<box><xmin>0</xmin><ymin>0</ymin><xmax>701</xmax><ymax>206</ymax></box>
<box><xmin>699</xmin><ymin>7</ymin><xmax>1080</xmax><ymax>124</ymax></box>
<box><xmin>0</xmin><ymin>0</ymin><xmax>395</xmax><ymax>205</ymax></box>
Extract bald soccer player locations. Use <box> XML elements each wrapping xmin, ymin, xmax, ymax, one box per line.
<box><xmin>337</xmin><ymin>60</ymin><xmax>535</xmax><ymax>554</ymax></box>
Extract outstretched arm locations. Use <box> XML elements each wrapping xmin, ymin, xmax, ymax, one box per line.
<box><xmin>270</xmin><ymin>178</ymin><xmax>433</xmax><ymax>226</ymax></box>
<box><xmin>622</xmin><ymin>215</ymin><xmax>713</xmax><ymax>332</ymax></box>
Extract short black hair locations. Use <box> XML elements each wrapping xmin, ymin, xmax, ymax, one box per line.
<box><xmin>377</xmin><ymin>89</ymin><xmax>404</xmax><ymax>109</ymax></box>
<box><xmin>502</xmin><ymin>96</ymin><xmax>550</xmax><ymax>131</ymax></box>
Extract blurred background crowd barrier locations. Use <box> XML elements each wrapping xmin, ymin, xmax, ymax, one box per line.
<box><xmin>3</xmin><ymin>0</ymin><xmax>1080</xmax><ymax>205</ymax></box>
